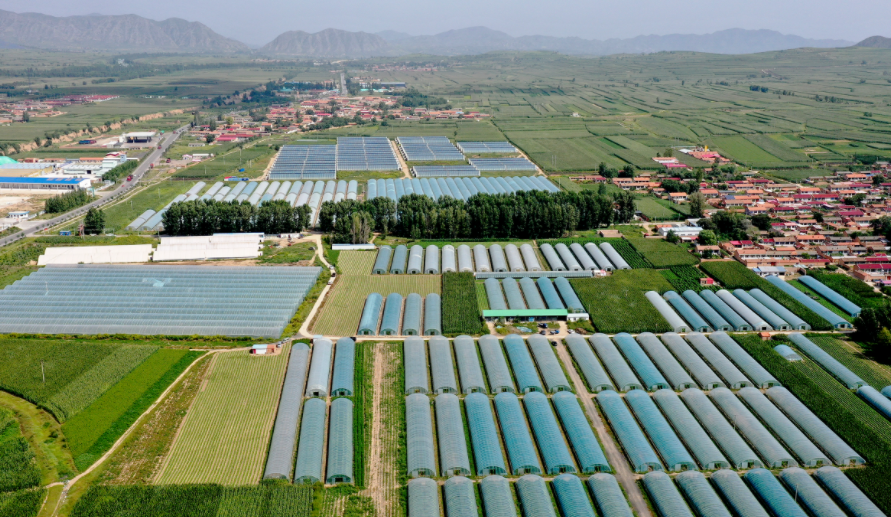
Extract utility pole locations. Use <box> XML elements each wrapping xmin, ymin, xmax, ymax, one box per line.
<box><xmin>41</xmin><ymin>361</ymin><xmax>45</xmax><ymax>384</ymax></box>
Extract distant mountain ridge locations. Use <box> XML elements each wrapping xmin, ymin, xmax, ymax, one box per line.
<box><xmin>855</xmin><ymin>36</ymin><xmax>891</xmax><ymax>49</ymax></box>
<box><xmin>0</xmin><ymin>9</ymin><xmax>249</xmax><ymax>52</ymax></box>
<box><xmin>261</xmin><ymin>29</ymin><xmax>389</xmax><ymax>57</ymax></box>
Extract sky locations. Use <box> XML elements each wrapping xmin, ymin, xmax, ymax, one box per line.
<box><xmin>3</xmin><ymin>0</ymin><xmax>889</xmax><ymax>47</ymax></box>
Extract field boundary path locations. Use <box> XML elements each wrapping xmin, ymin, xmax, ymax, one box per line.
<box><xmin>553</xmin><ymin>342</ymin><xmax>652</xmax><ymax>517</ymax></box>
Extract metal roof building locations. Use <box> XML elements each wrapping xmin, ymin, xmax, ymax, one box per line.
<box><xmin>408</xmin><ymin>478</ymin><xmax>440</xmax><ymax>517</ymax></box>
<box><xmin>478</xmin><ymin>336</ymin><xmax>515</xmax><ymax>393</ymax></box>
<box><xmin>708</xmin><ymin>332</ymin><xmax>778</xmax><ymax>388</ymax></box>
<box><xmin>636</xmin><ymin>333</ymin><xmax>695</xmax><ymax>391</ymax></box>
<box><xmin>614</xmin><ymin>333</ymin><xmax>670</xmax><ymax>391</ymax></box>
<box><xmin>402</xmin><ymin>293</ymin><xmax>423</xmax><ymax>336</ymax></box>
<box><xmin>652</xmin><ymin>389</ymin><xmax>729</xmax><ymax>470</ymax></box>
<box><xmin>625</xmin><ymin>389</ymin><xmax>697</xmax><ymax>472</ymax></box>
<box><xmin>516</xmin><ymin>475</ymin><xmax>558</xmax><ymax>517</ymax></box>
<box><xmin>661</xmin><ymin>333</ymin><xmax>724</xmax><ymax>390</ymax></box>
<box><xmin>599</xmin><ymin>243</ymin><xmax>630</xmax><ymax>270</ymax></box>
<box><xmin>489</xmin><ymin>244</ymin><xmax>508</xmax><ymax>272</ymax></box>
<box><xmin>443</xmin><ymin>475</ymin><xmax>477</xmax><ymax>517</ymax></box>
<box><xmin>643</xmin><ymin>471</ymin><xmax>695</xmax><ymax>517</ymax></box>
<box><xmin>373</xmin><ymin>246</ymin><xmax>392</xmax><ymax>274</ymax></box>
<box><xmin>744</xmin><ymin>469</ymin><xmax>808</xmax><ymax>517</ymax></box>
<box><xmin>424</xmin><ymin>293</ymin><xmax>441</xmax><ymax>335</ymax></box>
<box><xmin>326</xmin><ymin>398</ymin><xmax>353</xmax><ymax>483</ymax></box>
<box><xmin>479</xmin><ymin>475</ymin><xmax>518</xmax><ymax>517</ymax></box>
<box><xmin>263</xmin><ymin>343</ymin><xmax>310</xmax><ymax>480</ymax></box>
<box><xmin>521</xmin><ymin>244</ymin><xmax>542</xmax><ymax>271</ymax></box>
<box><xmin>406</xmin><ymin>393</ymin><xmax>436</xmax><ymax>477</ymax></box>
<box><xmin>442</xmin><ymin>245</ymin><xmax>457</xmax><ymax>273</ymax></box>
<box><xmin>814</xmin><ymin>466</ymin><xmax>885</xmax><ymax>517</ymax></box>
<box><xmin>748</xmin><ymin>289</ymin><xmax>809</xmax><ymax>330</ymax></box>
<box><xmin>293</xmin><ymin>398</ymin><xmax>327</xmax><ymax>484</ymax></box>
<box><xmin>565</xmin><ymin>335</ymin><xmax>613</xmax><ymax>392</ymax></box>
<box><xmin>404</xmin><ymin>337</ymin><xmax>429</xmax><ymax>394</ymax></box>
<box><xmin>391</xmin><ymin>245</ymin><xmax>409</xmax><ymax>274</ymax></box>
<box><xmin>464</xmin><ymin>393</ymin><xmax>507</xmax><ymax>475</ymax></box>
<box><xmin>789</xmin><ymin>333</ymin><xmax>865</xmax><ymax>388</ymax></box>
<box><xmin>709</xmin><ymin>388</ymin><xmax>797</xmax><ymax>468</ymax></box>
<box><xmin>306</xmin><ymin>338</ymin><xmax>333</xmax><ymax>397</ymax></box>
<box><xmin>739</xmin><ymin>388</ymin><xmax>829</xmax><ymax>467</ymax></box>
<box><xmin>555</xmin><ymin>244</ymin><xmax>582</xmax><ymax>272</ymax></box>
<box><xmin>586</xmin><ymin>474</ymin><xmax>634</xmax><ymax>517</ymax></box>
<box><xmin>710</xmin><ymin>470</ymin><xmax>771</xmax><ymax>517</ymax></box>
<box><xmin>700</xmin><ymin>289</ymin><xmax>752</xmax><ymax>331</ymax></box>
<box><xmin>540</xmin><ymin>243</ymin><xmax>565</xmax><ymax>271</ymax></box>
<box><xmin>425</xmin><ymin>245</ymin><xmax>440</xmax><ymax>274</ymax></box>
<box><xmin>503</xmin><ymin>335</ymin><xmax>543</xmax><ymax>393</ymax></box>
<box><xmin>435</xmin><ymin>393</ymin><xmax>471</xmax><ymax>476</ymax></box>
<box><xmin>589</xmin><ymin>334</ymin><xmax>642</xmax><ymax>392</ymax></box>
<box><xmin>454</xmin><ymin>336</ymin><xmax>486</xmax><ymax>394</ymax></box>
<box><xmin>528</xmin><ymin>335</ymin><xmax>572</xmax><ymax>393</ymax></box>
<box><xmin>524</xmin><ymin>392</ymin><xmax>576</xmax><ymax>474</ymax></box>
<box><xmin>679</xmin><ymin>389</ymin><xmax>762</xmax><ymax>469</ymax></box>
<box><xmin>686</xmin><ymin>333</ymin><xmax>752</xmax><ymax>389</ymax></box>
<box><xmin>663</xmin><ymin>291</ymin><xmax>712</xmax><ymax>332</ymax></box>
<box><xmin>596</xmin><ymin>390</ymin><xmax>662</xmax><ymax>473</ymax></box>
<box><xmin>553</xmin><ymin>392</ymin><xmax>610</xmax><ymax>473</ymax></box>
<box><xmin>430</xmin><ymin>336</ymin><xmax>458</xmax><ymax>394</ymax></box>
<box><xmin>331</xmin><ymin>337</ymin><xmax>355</xmax><ymax>396</ymax></box>
<box><xmin>380</xmin><ymin>293</ymin><xmax>404</xmax><ymax>335</ymax></box>
<box><xmin>493</xmin><ymin>392</ymin><xmax>541</xmax><ymax>475</ymax></box>
<box><xmin>681</xmin><ymin>290</ymin><xmax>733</xmax><ymax>331</ymax></box>
<box><xmin>358</xmin><ymin>293</ymin><xmax>383</xmax><ymax>335</ymax></box>
<box><xmin>553</xmin><ymin>474</ymin><xmax>596</xmax><ymax>517</ymax></box>
<box><xmin>474</xmin><ymin>245</ymin><xmax>492</xmax><ymax>272</ymax></box>
<box><xmin>676</xmin><ymin>471</ymin><xmax>733</xmax><ymax>517</ymax></box>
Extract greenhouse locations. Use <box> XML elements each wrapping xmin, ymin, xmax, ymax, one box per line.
<box><xmin>636</xmin><ymin>333</ymin><xmax>696</xmax><ymax>391</ymax></box>
<box><xmin>555</xmin><ymin>277</ymin><xmax>586</xmax><ymax>313</ymax></box>
<box><xmin>480</xmin><ymin>476</ymin><xmax>518</xmax><ymax>517</ymax></box>
<box><xmin>326</xmin><ymin>398</ymin><xmax>353</xmax><ymax>483</ymax></box>
<box><xmin>679</xmin><ymin>389</ymin><xmax>762</xmax><ymax>469</ymax></box>
<box><xmin>570</xmin><ymin>243</ymin><xmax>597</xmax><ymax>271</ymax></box>
<box><xmin>744</xmin><ymin>469</ymin><xmax>808</xmax><ymax>517</ymax></box>
<box><xmin>642</xmin><ymin>471</ymin><xmax>695</xmax><ymax>517</ymax></box>
<box><xmin>710</xmin><ymin>470</ymin><xmax>771</xmax><ymax>517</ymax></box>
<box><xmin>502</xmin><ymin>278</ymin><xmax>527</xmax><ymax>310</ymax></box>
<box><xmin>474</xmin><ymin>245</ymin><xmax>492</xmax><ymax>272</ymax></box>
<box><xmin>764</xmin><ymin>275</ymin><xmax>851</xmax><ymax>329</ymax></box>
<box><xmin>402</xmin><ymin>293</ymin><xmax>423</xmax><ymax>335</ymax></box>
<box><xmin>553</xmin><ymin>392</ymin><xmax>610</xmax><ymax>473</ymax></box>
<box><xmin>430</xmin><ymin>336</ymin><xmax>459</xmax><ymax>394</ymax></box>
<box><xmin>798</xmin><ymin>276</ymin><xmax>862</xmax><ymax>317</ymax></box>
<box><xmin>306</xmin><ymin>338</ymin><xmax>333</xmax><ymax>398</ymax></box>
<box><xmin>681</xmin><ymin>290</ymin><xmax>733</xmax><ymax>331</ymax></box>
<box><xmin>458</xmin><ymin>245</ymin><xmax>474</xmax><ymax>272</ymax></box>
<box><xmin>521</xmin><ymin>244</ymin><xmax>543</xmax><ymax>271</ymax></box>
<box><xmin>490</xmin><ymin>244</ymin><xmax>508</xmax><ymax>272</ymax></box>
<box><xmin>537</xmin><ymin>278</ymin><xmax>566</xmax><ymax>309</ymax></box>
<box><xmin>373</xmin><ymin>246</ymin><xmax>392</xmax><ymax>274</ymax></box>
<box><xmin>586</xmin><ymin>474</ymin><xmax>634</xmax><ymax>517</ymax></box>
<box><xmin>524</xmin><ymin>392</ymin><xmax>576</xmax><ymax>474</ymax></box>
<box><xmin>485</xmin><ymin>278</ymin><xmax>508</xmax><ymax>311</ymax></box>
<box><xmin>686</xmin><ymin>333</ymin><xmax>753</xmax><ymax>389</ymax></box>
<box><xmin>652</xmin><ymin>389</ymin><xmax>729</xmax><ymax>470</ymax></box>
<box><xmin>700</xmin><ymin>289</ymin><xmax>753</xmax><ymax>331</ymax></box>
<box><xmin>540</xmin><ymin>243</ymin><xmax>565</xmax><ymax>271</ymax></box>
<box><xmin>779</xmin><ymin>468</ymin><xmax>847</xmax><ymax>517</ymax></box>
<box><xmin>263</xmin><ymin>343</ymin><xmax>310</xmax><ymax>480</ymax></box>
<box><xmin>479</xmin><ymin>336</ymin><xmax>516</xmax><ymax>393</ymax></box>
<box><xmin>454</xmin><ymin>336</ymin><xmax>486</xmax><ymax>394</ymax></box>
<box><xmin>503</xmin><ymin>335</ymin><xmax>544</xmax><ymax>393</ymax></box>
<box><xmin>857</xmin><ymin>386</ymin><xmax>891</xmax><ymax>419</ymax></box>
<box><xmin>391</xmin><ymin>245</ymin><xmax>409</xmax><ymax>274</ymax></box>
<box><xmin>553</xmin><ymin>474</ymin><xmax>596</xmax><ymax>517</ymax></box>
<box><xmin>788</xmin><ymin>333</ymin><xmax>865</xmax><ymax>388</ymax></box>
<box><xmin>519</xmin><ymin>277</ymin><xmax>547</xmax><ymax>310</ymax></box>
<box><xmin>435</xmin><ymin>394</ymin><xmax>472</xmax><ymax>476</ymax></box>
<box><xmin>424</xmin><ymin>293</ymin><xmax>442</xmax><ymax>335</ymax></box>
<box><xmin>814</xmin><ymin>466</ymin><xmax>886</xmax><ymax>517</ymax></box>
<box><xmin>708</xmin><ymin>332</ymin><xmax>779</xmax><ymax>388</ymax></box>
<box><xmin>596</xmin><ymin>390</ymin><xmax>663</xmax><ymax>473</ymax></box>
<box><xmin>528</xmin><ymin>335</ymin><xmax>572</xmax><ymax>392</ymax></box>
<box><xmin>331</xmin><ymin>337</ymin><xmax>355</xmax><ymax>396</ymax></box>
<box><xmin>408</xmin><ymin>478</ymin><xmax>440</xmax><ymax>517</ymax></box>
<box><xmin>493</xmin><ymin>392</ymin><xmax>542</xmax><ymax>475</ymax></box>
<box><xmin>516</xmin><ymin>475</ymin><xmax>558</xmax><ymax>517</ymax></box>
<box><xmin>675</xmin><ymin>471</ymin><xmax>733</xmax><ymax>517</ymax></box>
<box><xmin>614</xmin><ymin>333</ymin><xmax>670</xmax><ymax>391</ymax></box>
<box><xmin>425</xmin><ymin>245</ymin><xmax>440</xmax><ymax>274</ymax></box>
<box><xmin>748</xmin><ymin>289</ymin><xmax>810</xmax><ymax>329</ymax></box>
<box><xmin>663</xmin><ymin>291</ymin><xmax>712</xmax><ymax>332</ymax></box>
<box><xmin>661</xmin><ymin>333</ymin><xmax>724</xmax><ymax>389</ymax></box>
<box><xmin>589</xmin><ymin>334</ymin><xmax>643</xmax><ymax>392</ymax></box>
<box><xmin>404</xmin><ymin>337</ymin><xmax>429</xmax><ymax>394</ymax></box>
<box><xmin>774</xmin><ymin>345</ymin><xmax>802</xmax><ymax>362</ymax></box>
<box><xmin>380</xmin><ymin>293</ymin><xmax>404</xmax><ymax>335</ymax></box>
<box><xmin>465</xmin><ymin>393</ymin><xmax>508</xmax><ymax>475</ymax></box>
<box><xmin>555</xmin><ymin>243</ymin><xmax>582</xmax><ymax>271</ymax></box>
<box><xmin>645</xmin><ymin>291</ymin><xmax>691</xmax><ymax>333</ymax></box>
<box><xmin>733</xmin><ymin>290</ymin><xmax>791</xmax><ymax>330</ymax></box>
<box><xmin>443</xmin><ymin>245</ymin><xmax>457</xmax><ymax>273</ymax></box>
<box><xmin>444</xmin><ymin>476</ymin><xmax>478</xmax><ymax>517</ymax></box>
<box><xmin>293</xmin><ymin>398</ymin><xmax>327</xmax><ymax>484</ymax></box>
<box><xmin>625</xmin><ymin>389</ymin><xmax>697</xmax><ymax>472</ymax></box>
<box><xmin>738</xmin><ymin>388</ymin><xmax>829</xmax><ymax>467</ymax></box>
<box><xmin>406</xmin><ymin>393</ymin><xmax>436</xmax><ymax>477</ymax></box>
<box><xmin>599</xmin><ymin>243</ymin><xmax>630</xmax><ymax>269</ymax></box>
<box><xmin>716</xmin><ymin>290</ymin><xmax>771</xmax><ymax>330</ymax></box>
<box><xmin>709</xmin><ymin>388</ymin><xmax>797</xmax><ymax>468</ymax></box>
<box><xmin>505</xmin><ymin>244</ymin><xmax>526</xmax><ymax>272</ymax></box>
<box><xmin>358</xmin><ymin>293</ymin><xmax>383</xmax><ymax>335</ymax></box>
<box><xmin>564</xmin><ymin>335</ymin><xmax>614</xmax><ymax>392</ymax></box>
<box><xmin>408</xmin><ymin>245</ymin><xmax>425</xmax><ymax>274</ymax></box>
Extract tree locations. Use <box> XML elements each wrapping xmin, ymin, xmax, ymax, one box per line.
<box><xmin>751</xmin><ymin>214</ymin><xmax>772</xmax><ymax>232</ymax></box>
<box><xmin>614</xmin><ymin>191</ymin><xmax>636</xmax><ymax>224</ymax></box>
<box><xmin>698</xmin><ymin>229</ymin><xmax>718</xmax><ymax>246</ymax></box>
<box><xmin>695</xmin><ymin>168</ymin><xmax>705</xmax><ymax>184</ymax></box>
<box><xmin>21</xmin><ymin>111</ymin><xmax>29</xmax><ymax>122</ymax></box>
<box><xmin>665</xmin><ymin>230</ymin><xmax>680</xmax><ymax>243</ymax></box>
<box><xmin>663</xmin><ymin>148</ymin><xmax>673</xmax><ymax>158</ymax></box>
<box><xmin>620</xmin><ymin>164</ymin><xmax>636</xmax><ymax>178</ymax></box>
<box><xmin>689</xmin><ymin>192</ymin><xmax>707</xmax><ymax>218</ymax></box>
<box><xmin>813</xmin><ymin>211</ymin><xmax>824</xmax><ymax>223</ymax></box>
<box><xmin>84</xmin><ymin>207</ymin><xmax>105</xmax><ymax>235</ymax></box>
<box><xmin>209</xmin><ymin>119</ymin><xmax>217</xmax><ymax>131</ymax></box>
<box><xmin>206</xmin><ymin>134</ymin><xmax>216</xmax><ymax>144</ymax></box>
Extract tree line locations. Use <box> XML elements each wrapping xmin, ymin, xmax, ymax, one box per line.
<box><xmin>44</xmin><ymin>189</ymin><xmax>95</xmax><ymax>214</ymax></box>
<box><xmin>161</xmin><ymin>200</ymin><xmax>313</xmax><ymax>236</ymax></box>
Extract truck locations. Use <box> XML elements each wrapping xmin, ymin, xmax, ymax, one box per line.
<box><xmin>126</xmin><ymin>175</ymin><xmax>133</xmax><ymax>182</ymax></box>
<box><xmin>59</xmin><ymin>230</ymin><xmax>72</xmax><ymax>236</ymax></box>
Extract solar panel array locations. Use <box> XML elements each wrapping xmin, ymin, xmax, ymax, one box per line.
<box><xmin>457</xmin><ymin>141</ymin><xmax>518</xmax><ymax>154</ymax></box>
<box><xmin>367</xmin><ymin>176</ymin><xmax>559</xmax><ymax>203</ymax></box>
<box><xmin>398</xmin><ymin>136</ymin><xmax>465</xmax><ymax>162</ymax></box>
<box><xmin>413</xmin><ymin>166</ymin><xmax>480</xmax><ymax>177</ymax></box>
<box><xmin>270</xmin><ymin>145</ymin><xmax>336</xmax><ymax>180</ymax></box>
<box><xmin>0</xmin><ymin>264</ymin><xmax>321</xmax><ymax>337</ymax></box>
<box><xmin>470</xmin><ymin>158</ymin><xmax>537</xmax><ymax>171</ymax></box>
<box><xmin>336</xmin><ymin>137</ymin><xmax>399</xmax><ymax>171</ymax></box>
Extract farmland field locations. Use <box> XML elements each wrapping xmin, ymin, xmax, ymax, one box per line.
<box><xmin>659</xmin><ymin>265</ymin><xmax>717</xmax><ymax>293</ymax></box>
<box><xmin>0</xmin><ymin>488</ymin><xmax>45</xmax><ymax>517</ymax></box>
<box><xmin>571</xmin><ymin>269</ymin><xmax>673</xmax><ymax>333</ymax></box>
<box><xmin>634</xmin><ymin>197</ymin><xmax>679</xmax><ymax>220</ymax></box>
<box><xmin>311</xmin><ymin>275</ymin><xmax>441</xmax><ymax>336</ymax></box>
<box><xmin>441</xmin><ymin>272</ymin><xmax>485</xmax><ymax>335</ymax></box>
<box><xmin>805</xmin><ymin>271</ymin><xmax>888</xmax><ymax>309</ymax></box>
<box><xmin>0</xmin><ymin>408</ymin><xmax>40</xmax><ymax>493</ymax></box>
<box><xmin>338</xmin><ymin>251</ymin><xmax>378</xmax><ymax>276</ymax></box>
<box><xmin>156</xmin><ymin>347</ymin><xmax>290</xmax><ymax>485</ymax></box>
<box><xmin>627</xmin><ymin>237</ymin><xmax>698</xmax><ymax>267</ymax></box>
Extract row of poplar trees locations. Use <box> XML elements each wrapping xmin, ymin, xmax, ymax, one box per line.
<box><xmin>161</xmin><ymin>199</ymin><xmax>313</xmax><ymax>235</ymax></box>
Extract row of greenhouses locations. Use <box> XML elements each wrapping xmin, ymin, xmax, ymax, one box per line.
<box><xmin>358</xmin><ymin>292</ymin><xmax>441</xmax><ymax>335</ymax></box>
<box><xmin>483</xmin><ymin>277</ymin><xmax>585</xmax><ymax>314</ymax></box>
<box><xmin>648</xmin><ymin>288</ymin><xmax>818</xmax><ymax>333</ymax></box>
<box><xmin>764</xmin><ymin>275</ymin><xmax>856</xmax><ymax>329</ymax></box>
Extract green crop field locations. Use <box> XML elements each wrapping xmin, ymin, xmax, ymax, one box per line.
<box><xmin>311</xmin><ymin>275</ymin><xmax>441</xmax><ymax>336</ymax></box>
<box><xmin>634</xmin><ymin>197</ymin><xmax>685</xmax><ymax>221</ymax></box>
<box><xmin>806</xmin><ymin>271</ymin><xmax>888</xmax><ymax>309</ymax></box>
<box><xmin>337</xmin><ymin>251</ymin><xmax>378</xmax><ymax>275</ymax></box>
<box><xmin>0</xmin><ymin>488</ymin><xmax>45</xmax><ymax>517</ymax></box>
<box><xmin>659</xmin><ymin>265</ymin><xmax>717</xmax><ymax>293</ymax></box>
<box><xmin>442</xmin><ymin>272</ymin><xmax>485</xmax><ymax>335</ymax></box>
<box><xmin>173</xmin><ymin>145</ymin><xmax>276</xmax><ymax>180</ymax></box>
<box><xmin>571</xmin><ymin>270</ymin><xmax>673</xmax><ymax>333</ymax></box>
<box><xmin>157</xmin><ymin>347</ymin><xmax>290</xmax><ymax>485</ymax></box>
<box><xmin>0</xmin><ymin>408</ymin><xmax>40</xmax><ymax>493</ymax></box>
<box><xmin>627</xmin><ymin>237</ymin><xmax>698</xmax><ymax>267</ymax></box>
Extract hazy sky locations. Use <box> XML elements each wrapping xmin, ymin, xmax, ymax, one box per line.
<box><xmin>4</xmin><ymin>0</ymin><xmax>889</xmax><ymax>47</ymax></box>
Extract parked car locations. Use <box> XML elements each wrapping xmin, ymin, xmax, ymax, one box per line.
<box><xmin>126</xmin><ymin>175</ymin><xmax>133</xmax><ymax>181</ymax></box>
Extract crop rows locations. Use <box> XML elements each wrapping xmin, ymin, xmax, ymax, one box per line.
<box><xmin>0</xmin><ymin>488</ymin><xmax>45</xmax><ymax>517</ymax></box>
<box><xmin>442</xmin><ymin>273</ymin><xmax>486</xmax><ymax>335</ymax></box>
<box><xmin>571</xmin><ymin>270</ymin><xmax>673</xmax><ymax>333</ymax></box>
<box><xmin>337</xmin><ymin>251</ymin><xmax>377</xmax><ymax>276</ymax></box>
<box><xmin>659</xmin><ymin>266</ymin><xmax>718</xmax><ymax>293</ymax></box>
<box><xmin>0</xmin><ymin>409</ymin><xmax>40</xmax><ymax>493</ymax></box>
<box><xmin>634</xmin><ymin>197</ymin><xmax>682</xmax><ymax>221</ymax></box>
<box><xmin>627</xmin><ymin>237</ymin><xmax>698</xmax><ymax>268</ymax></box>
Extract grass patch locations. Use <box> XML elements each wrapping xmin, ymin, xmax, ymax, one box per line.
<box><xmin>258</xmin><ymin>241</ymin><xmax>316</xmax><ymax>265</ymax></box>
<box><xmin>627</xmin><ymin>237</ymin><xmax>698</xmax><ymax>267</ymax></box>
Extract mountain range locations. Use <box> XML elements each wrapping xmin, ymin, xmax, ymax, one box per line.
<box><xmin>0</xmin><ymin>10</ymin><xmax>879</xmax><ymax>57</ymax></box>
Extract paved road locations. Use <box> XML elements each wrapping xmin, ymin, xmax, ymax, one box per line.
<box><xmin>0</xmin><ymin>126</ymin><xmax>187</xmax><ymax>248</ymax></box>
